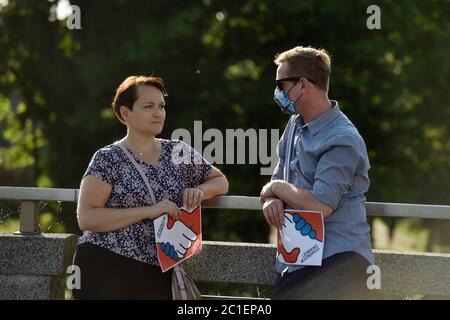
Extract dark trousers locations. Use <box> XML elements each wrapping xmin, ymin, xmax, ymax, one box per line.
<box><xmin>272</xmin><ymin>252</ymin><xmax>373</xmax><ymax>300</ymax></box>
<box><xmin>72</xmin><ymin>243</ymin><xmax>172</xmax><ymax>300</ymax></box>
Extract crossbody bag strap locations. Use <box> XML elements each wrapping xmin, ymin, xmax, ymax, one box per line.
<box><xmin>116</xmin><ymin>142</ymin><xmax>157</xmax><ymax>205</ymax></box>
<box><xmin>283</xmin><ymin>116</ymin><xmax>297</xmax><ymax>183</ymax></box>
<box><xmin>173</xmin><ymin>265</ymin><xmax>188</xmax><ymax>300</ymax></box>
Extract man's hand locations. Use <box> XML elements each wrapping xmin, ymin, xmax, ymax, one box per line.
<box><xmin>260</xmin><ymin>180</ymin><xmax>284</xmax><ymax>204</ymax></box>
<box><xmin>261</xmin><ymin>180</ymin><xmax>334</xmax><ymax>219</ymax></box>
<box><xmin>262</xmin><ymin>197</ymin><xmax>285</xmax><ymax>229</ymax></box>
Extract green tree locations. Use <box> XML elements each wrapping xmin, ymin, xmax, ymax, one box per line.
<box><xmin>1</xmin><ymin>0</ymin><xmax>449</xmax><ymax>245</ymax></box>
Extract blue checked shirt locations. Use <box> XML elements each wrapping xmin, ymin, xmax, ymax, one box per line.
<box><xmin>272</xmin><ymin>101</ymin><xmax>374</xmax><ymax>274</ymax></box>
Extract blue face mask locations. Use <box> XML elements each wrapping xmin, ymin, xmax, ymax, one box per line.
<box><xmin>274</xmin><ymin>87</ymin><xmax>297</xmax><ymax>115</ymax></box>
<box><xmin>274</xmin><ymin>77</ymin><xmax>304</xmax><ymax>115</ymax></box>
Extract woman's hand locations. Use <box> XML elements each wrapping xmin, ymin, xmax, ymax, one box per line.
<box><xmin>149</xmin><ymin>199</ymin><xmax>180</xmax><ymax>219</ymax></box>
<box><xmin>183</xmin><ymin>188</ymin><xmax>204</xmax><ymax>210</ymax></box>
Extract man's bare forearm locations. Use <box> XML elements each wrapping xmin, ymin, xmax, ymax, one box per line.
<box><xmin>272</xmin><ymin>181</ymin><xmax>333</xmax><ymax>218</ymax></box>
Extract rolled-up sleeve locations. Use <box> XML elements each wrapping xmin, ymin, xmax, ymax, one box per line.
<box><xmin>311</xmin><ymin>136</ymin><xmax>363</xmax><ymax>209</ymax></box>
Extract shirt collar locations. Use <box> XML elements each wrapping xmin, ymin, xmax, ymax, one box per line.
<box><xmin>295</xmin><ymin>100</ymin><xmax>341</xmax><ymax>135</ymax></box>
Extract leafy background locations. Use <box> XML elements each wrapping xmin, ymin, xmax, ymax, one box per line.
<box><xmin>1</xmin><ymin>0</ymin><xmax>449</xmax><ymax>253</ymax></box>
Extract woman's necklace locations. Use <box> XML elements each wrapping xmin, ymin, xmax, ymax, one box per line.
<box><xmin>125</xmin><ymin>141</ymin><xmax>155</xmax><ymax>158</ymax></box>
<box><xmin>137</xmin><ymin>149</ymin><xmax>151</xmax><ymax>157</ymax></box>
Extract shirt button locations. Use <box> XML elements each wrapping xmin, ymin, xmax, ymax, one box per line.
<box><xmin>294</xmin><ymin>172</ymin><xmax>298</xmax><ymax>176</ymax></box>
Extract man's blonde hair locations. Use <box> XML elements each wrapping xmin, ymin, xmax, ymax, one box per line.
<box><xmin>274</xmin><ymin>46</ymin><xmax>331</xmax><ymax>92</ymax></box>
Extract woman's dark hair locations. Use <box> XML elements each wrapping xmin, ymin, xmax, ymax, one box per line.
<box><xmin>112</xmin><ymin>75</ymin><xmax>167</xmax><ymax>124</ymax></box>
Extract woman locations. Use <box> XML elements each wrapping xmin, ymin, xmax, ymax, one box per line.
<box><xmin>73</xmin><ymin>75</ymin><xmax>229</xmax><ymax>299</ymax></box>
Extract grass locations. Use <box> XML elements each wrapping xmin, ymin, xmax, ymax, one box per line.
<box><xmin>0</xmin><ymin>217</ymin><xmax>20</xmax><ymax>233</ymax></box>
<box><xmin>372</xmin><ymin>217</ymin><xmax>450</xmax><ymax>253</ymax></box>
<box><xmin>0</xmin><ymin>213</ymin><xmax>66</xmax><ymax>234</ymax></box>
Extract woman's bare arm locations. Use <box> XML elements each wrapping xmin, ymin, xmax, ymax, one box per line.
<box><xmin>77</xmin><ymin>175</ymin><xmax>179</xmax><ymax>232</ymax></box>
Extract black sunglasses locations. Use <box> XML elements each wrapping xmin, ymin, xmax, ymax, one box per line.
<box><xmin>276</xmin><ymin>76</ymin><xmax>316</xmax><ymax>90</ymax></box>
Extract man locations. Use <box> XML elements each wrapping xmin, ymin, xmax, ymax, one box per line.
<box><xmin>260</xmin><ymin>46</ymin><xmax>374</xmax><ymax>299</ymax></box>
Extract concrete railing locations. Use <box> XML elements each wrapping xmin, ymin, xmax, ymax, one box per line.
<box><xmin>0</xmin><ymin>233</ymin><xmax>78</xmax><ymax>299</ymax></box>
<box><xmin>1</xmin><ymin>186</ymin><xmax>450</xmax><ymax>299</ymax></box>
<box><xmin>184</xmin><ymin>242</ymin><xmax>450</xmax><ymax>298</ymax></box>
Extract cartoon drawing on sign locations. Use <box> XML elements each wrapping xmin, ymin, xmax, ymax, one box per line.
<box><xmin>158</xmin><ymin>219</ymin><xmax>197</xmax><ymax>261</ymax></box>
<box><xmin>154</xmin><ymin>206</ymin><xmax>202</xmax><ymax>272</ymax></box>
<box><xmin>277</xmin><ymin>210</ymin><xmax>324</xmax><ymax>266</ymax></box>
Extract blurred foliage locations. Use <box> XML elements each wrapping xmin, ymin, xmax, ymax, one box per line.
<box><xmin>0</xmin><ymin>0</ymin><xmax>449</xmax><ymax>246</ymax></box>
